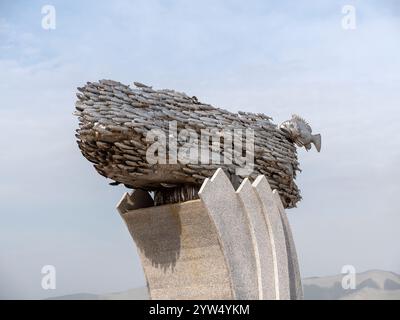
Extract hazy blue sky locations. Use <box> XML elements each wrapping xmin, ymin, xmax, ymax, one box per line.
<box><xmin>0</xmin><ymin>0</ymin><xmax>399</xmax><ymax>299</ymax></box>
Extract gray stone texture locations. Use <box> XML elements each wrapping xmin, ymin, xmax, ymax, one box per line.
<box><xmin>253</xmin><ymin>175</ymin><xmax>290</xmax><ymax>300</ymax></box>
<box><xmin>118</xmin><ymin>169</ymin><xmax>303</xmax><ymax>300</ymax></box>
<box><xmin>236</xmin><ymin>178</ymin><xmax>276</xmax><ymax>299</ymax></box>
<box><xmin>198</xmin><ymin>168</ymin><xmax>259</xmax><ymax>299</ymax></box>
<box><xmin>119</xmin><ymin>196</ymin><xmax>233</xmax><ymax>299</ymax></box>
<box><xmin>273</xmin><ymin>189</ymin><xmax>304</xmax><ymax>300</ymax></box>
<box><xmin>75</xmin><ymin>79</ymin><xmax>302</xmax><ymax>208</ymax></box>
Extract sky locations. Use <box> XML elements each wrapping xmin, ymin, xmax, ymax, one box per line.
<box><xmin>0</xmin><ymin>0</ymin><xmax>399</xmax><ymax>299</ymax></box>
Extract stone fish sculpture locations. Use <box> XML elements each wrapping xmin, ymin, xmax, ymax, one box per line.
<box><xmin>279</xmin><ymin>115</ymin><xmax>321</xmax><ymax>152</ymax></box>
<box><xmin>74</xmin><ymin>80</ymin><xmax>320</xmax><ymax>208</ymax></box>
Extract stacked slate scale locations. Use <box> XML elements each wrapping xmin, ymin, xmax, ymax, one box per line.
<box><xmin>74</xmin><ymin>80</ymin><xmax>302</xmax><ymax>208</ymax></box>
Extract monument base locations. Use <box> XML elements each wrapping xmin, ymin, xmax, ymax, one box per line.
<box><xmin>117</xmin><ymin>168</ymin><xmax>303</xmax><ymax>300</ymax></box>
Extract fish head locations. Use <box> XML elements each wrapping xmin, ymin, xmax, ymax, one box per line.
<box><xmin>279</xmin><ymin>119</ymin><xmax>299</xmax><ymax>139</ymax></box>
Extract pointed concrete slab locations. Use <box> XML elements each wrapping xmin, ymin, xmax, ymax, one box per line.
<box><xmin>273</xmin><ymin>189</ymin><xmax>303</xmax><ymax>300</ymax></box>
<box><xmin>116</xmin><ymin>189</ymin><xmax>154</xmax><ymax>215</ymax></box>
<box><xmin>252</xmin><ymin>175</ymin><xmax>290</xmax><ymax>300</ymax></box>
<box><xmin>199</xmin><ymin>168</ymin><xmax>259</xmax><ymax>300</ymax></box>
<box><xmin>236</xmin><ymin>178</ymin><xmax>277</xmax><ymax>299</ymax></box>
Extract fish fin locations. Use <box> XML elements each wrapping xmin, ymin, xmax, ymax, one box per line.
<box><xmin>292</xmin><ymin>114</ymin><xmax>312</xmax><ymax>131</ymax></box>
<box><xmin>312</xmin><ymin>134</ymin><xmax>321</xmax><ymax>152</ymax></box>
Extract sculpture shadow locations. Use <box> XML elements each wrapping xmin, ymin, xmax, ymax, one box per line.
<box><xmin>125</xmin><ymin>205</ymin><xmax>182</xmax><ymax>272</ymax></box>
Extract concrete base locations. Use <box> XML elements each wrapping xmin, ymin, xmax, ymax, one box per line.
<box><xmin>117</xmin><ymin>169</ymin><xmax>303</xmax><ymax>300</ymax></box>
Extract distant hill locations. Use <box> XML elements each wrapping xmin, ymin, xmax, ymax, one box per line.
<box><xmin>48</xmin><ymin>270</ymin><xmax>400</xmax><ymax>300</ymax></box>
<box><xmin>101</xmin><ymin>287</ymin><xmax>149</xmax><ymax>300</ymax></box>
<box><xmin>47</xmin><ymin>287</ymin><xmax>148</xmax><ymax>300</ymax></box>
<box><xmin>303</xmin><ymin>269</ymin><xmax>400</xmax><ymax>300</ymax></box>
<box><xmin>47</xmin><ymin>293</ymin><xmax>100</xmax><ymax>300</ymax></box>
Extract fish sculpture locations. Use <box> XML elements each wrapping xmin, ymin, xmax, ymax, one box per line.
<box><xmin>74</xmin><ymin>80</ymin><xmax>321</xmax><ymax>208</ymax></box>
<box><xmin>279</xmin><ymin>115</ymin><xmax>321</xmax><ymax>152</ymax></box>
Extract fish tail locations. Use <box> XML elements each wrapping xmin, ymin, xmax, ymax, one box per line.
<box><xmin>312</xmin><ymin>134</ymin><xmax>321</xmax><ymax>152</ymax></box>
